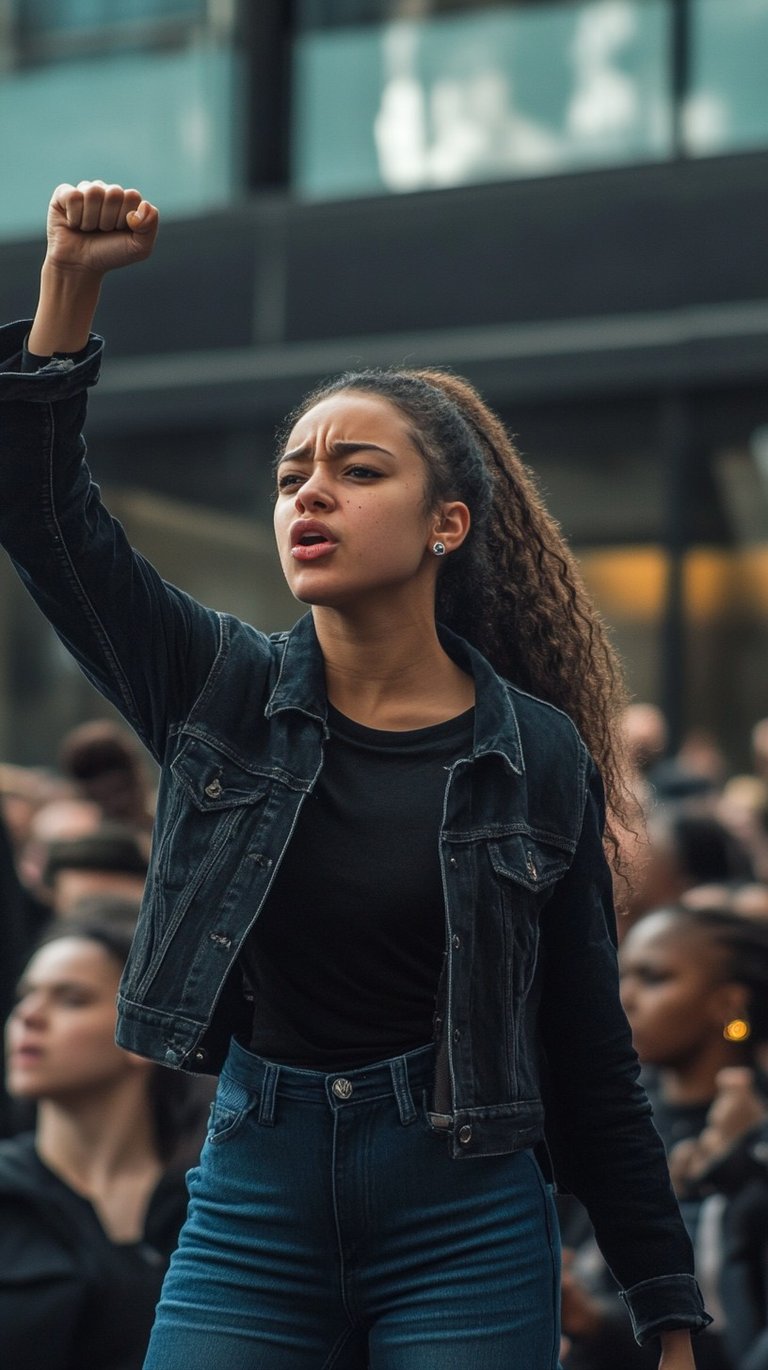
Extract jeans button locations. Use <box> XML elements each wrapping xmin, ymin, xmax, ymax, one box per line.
<box><xmin>458</xmin><ymin>1125</ymin><xmax>473</xmax><ymax>1145</ymax></box>
<box><xmin>332</xmin><ymin>1078</ymin><xmax>353</xmax><ymax>1099</ymax></box>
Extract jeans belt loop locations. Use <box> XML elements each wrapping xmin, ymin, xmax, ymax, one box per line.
<box><xmin>258</xmin><ymin>1062</ymin><xmax>280</xmax><ymax>1126</ymax></box>
<box><xmin>390</xmin><ymin>1055</ymin><xmax>418</xmax><ymax>1126</ymax></box>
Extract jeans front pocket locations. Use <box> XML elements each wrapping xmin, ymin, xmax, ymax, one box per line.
<box><xmin>207</xmin><ymin>1072</ymin><xmax>258</xmax><ymax>1145</ymax></box>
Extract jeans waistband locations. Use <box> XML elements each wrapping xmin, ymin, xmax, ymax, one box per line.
<box><xmin>223</xmin><ymin>1036</ymin><xmax>435</xmax><ymax>1126</ymax></box>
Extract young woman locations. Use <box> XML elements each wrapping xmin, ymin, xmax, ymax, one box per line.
<box><xmin>1</xmin><ymin>919</ymin><xmax>197</xmax><ymax>1370</ymax></box>
<box><xmin>0</xmin><ymin>181</ymin><xmax>711</xmax><ymax>1369</ymax></box>
<box><xmin>559</xmin><ymin>904</ymin><xmax>768</xmax><ymax>1370</ymax></box>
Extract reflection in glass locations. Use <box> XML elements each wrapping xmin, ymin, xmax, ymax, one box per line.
<box><xmin>684</xmin><ymin>0</ymin><xmax>768</xmax><ymax>156</ymax></box>
<box><xmin>292</xmin><ymin>1</ymin><xmax>672</xmax><ymax>199</ymax></box>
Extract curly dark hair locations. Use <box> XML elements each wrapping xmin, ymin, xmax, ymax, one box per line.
<box><xmin>285</xmin><ymin>367</ymin><xmax>632</xmax><ymax>865</ymax></box>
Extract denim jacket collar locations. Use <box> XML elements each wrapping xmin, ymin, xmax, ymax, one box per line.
<box><xmin>265</xmin><ymin>612</ymin><xmax>524</xmax><ymax>776</ymax></box>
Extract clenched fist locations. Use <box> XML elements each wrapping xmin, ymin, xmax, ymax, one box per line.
<box><xmin>44</xmin><ymin>180</ymin><xmax>159</xmax><ymax>277</ymax></box>
<box><xmin>28</xmin><ymin>181</ymin><xmax>160</xmax><ymax>354</ymax></box>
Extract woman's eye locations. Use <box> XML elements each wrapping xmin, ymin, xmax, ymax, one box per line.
<box><xmin>345</xmin><ymin>466</ymin><xmax>381</xmax><ymax>480</ymax></box>
<box><xmin>277</xmin><ymin>473</ymin><xmax>303</xmax><ymax>491</ymax></box>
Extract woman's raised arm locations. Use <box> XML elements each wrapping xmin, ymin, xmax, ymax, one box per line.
<box><xmin>28</xmin><ymin>180</ymin><xmax>158</xmax><ymax>356</ymax></box>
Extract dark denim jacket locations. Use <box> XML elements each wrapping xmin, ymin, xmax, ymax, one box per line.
<box><xmin>0</xmin><ymin>321</ymin><xmax>710</xmax><ymax>1344</ymax></box>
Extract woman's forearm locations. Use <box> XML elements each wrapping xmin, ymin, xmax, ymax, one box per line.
<box><xmin>27</xmin><ymin>261</ymin><xmax>103</xmax><ymax>356</ymax></box>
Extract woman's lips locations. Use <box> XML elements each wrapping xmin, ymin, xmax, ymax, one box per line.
<box><xmin>290</xmin><ymin>541</ymin><xmax>339</xmax><ymax>562</ymax></box>
<box><xmin>8</xmin><ymin>1046</ymin><xmax>44</xmax><ymax>1065</ymax></box>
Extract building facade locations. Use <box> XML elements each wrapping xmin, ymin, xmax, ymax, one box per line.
<box><xmin>1</xmin><ymin>0</ymin><xmax>767</xmax><ymax>764</ymax></box>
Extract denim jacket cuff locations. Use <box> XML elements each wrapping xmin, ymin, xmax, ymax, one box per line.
<box><xmin>0</xmin><ymin>320</ymin><xmax>102</xmax><ymax>401</ymax></box>
<box><xmin>619</xmin><ymin>1273</ymin><xmax>713</xmax><ymax>1346</ymax></box>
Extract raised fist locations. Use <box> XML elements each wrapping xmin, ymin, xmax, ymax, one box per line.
<box><xmin>44</xmin><ymin>180</ymin><xmax>159</xmax><ymax>276</ymax></box>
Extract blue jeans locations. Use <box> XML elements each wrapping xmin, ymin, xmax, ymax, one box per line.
<box><xmin>143</xmin><ymin>1038</ymin><xmax>561</xmax><ymax>1369</ymax></box>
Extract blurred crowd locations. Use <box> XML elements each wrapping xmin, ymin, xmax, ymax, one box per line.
<box><xmin>560</xmin><ymin>705</ymin><xmax>768</xmax><ymax>1370</ymax></box>
<box><xmin>2</xmin><ymin>709</ymin><xmax>768</xmax><ymax>1367</ymax></box>
<box><xmin>0</xmin><ymin>719</ymin><xmax>211</xmax><ymax>1370</ymax></box>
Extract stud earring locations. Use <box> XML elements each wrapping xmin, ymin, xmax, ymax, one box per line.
<box><xmin>723</xmin><ymin>1018</ymin><xmax>751</xmax><ymax>1042</ymax></box>
<box><xmin>432</xmin><ymin>541</ymin><xmax>446</xmax><ymax>556</ymax></box>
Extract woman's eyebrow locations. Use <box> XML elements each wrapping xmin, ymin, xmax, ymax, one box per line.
<box><xmin>332</xmin><ymin>441</ymin><xmax>395</xmax><ymax>458</ymax></box>
<box><xmin>276</xmin><ymin>440</ymin><xmax>394</xmax><ymax>467</ymax></box>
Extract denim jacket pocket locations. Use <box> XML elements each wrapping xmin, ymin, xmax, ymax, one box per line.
<box><xmin>131</xmin><ymin>738</ymin><xmax>276</xmax><ymax>998</ymax></box>
<box><xmin>157</xmin><ymin>736</ymin><xmax>273</xmax><ymax>896</ymax></box>
<box><xmin>488</xmin><ymin>833</ymin><xmax>573</xmax><ymax>894</ymax></box>
<box><xmin>485</xmin><ymin>835</ymin><xmax>573</xmax><ymax>1097</ymax></box>
<box><xmin>171</xmin><ymin>735</ymin><xmax>274</xmax><ymax>812</ymax></box>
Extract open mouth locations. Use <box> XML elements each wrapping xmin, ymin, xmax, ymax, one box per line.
<box><xmin>290</xmin><ymin>522</ymin><xmax>339</xmax><ymax>560</ymax></box>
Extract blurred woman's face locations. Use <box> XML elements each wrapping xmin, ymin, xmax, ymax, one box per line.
<box><xmin>619</xmin><ymin>912</ymin><xmax>727</xmax><ymax>1068</ymax></box>
<box><xmin>5</xmin><ymin>938</ymin><xmax>130</xmax><ymax>1100</ymax></box>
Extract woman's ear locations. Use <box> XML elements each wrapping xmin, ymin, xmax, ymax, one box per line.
<box><xmin>431</xmin><ymin>501</ymin><xmax>471</xmax><ymax>555</ymax></box>
<box><xmin>710</xmin><ymin>980</ymin><xmax>750</xmax><ymax>1033</ymax></box>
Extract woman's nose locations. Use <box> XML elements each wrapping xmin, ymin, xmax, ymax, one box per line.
<box><xmin>294</xmin><ymin>472</ymin><xmax>335</xmax><ymax>513</ymax></box>
<box><xmin>13</xmin><ymin>994</ymin><xmax>45</xmax><ymax>1028</ymax></box>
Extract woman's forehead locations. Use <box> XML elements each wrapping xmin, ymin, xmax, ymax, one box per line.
<box><xmin>22</xmin><ymin>937</ymin><xmax>116</xmax><ymax>985</ymax></box>
<box><xmin>287</xmin><ymin>390</ymin><xmax>409</xmax><ymax>445</ymax></box>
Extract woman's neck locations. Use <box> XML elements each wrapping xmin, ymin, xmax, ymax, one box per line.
<box><xmin>659</xmin><ymin>1041</ymin><xmax>745</xmax><ymax>1107</ymax></box>
<box><xmin>313</xmin><ymin>606</ymin><xmax>474</xmax><ymax>729</ymax></box>
<box><xmin>35</xmin><ymin>1077</ymin><xmax>160</xmax><ymax>1193</ymax></box>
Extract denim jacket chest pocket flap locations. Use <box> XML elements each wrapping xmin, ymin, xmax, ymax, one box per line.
<box><xmin>487</xmin><ymin>833</ymin><xmax>573</xmax><ymax>894</ymax></box>
<box><xmin>170</xmin><ymin>735</ymin><xmax>273</xmax><ymax>812</ymax></box>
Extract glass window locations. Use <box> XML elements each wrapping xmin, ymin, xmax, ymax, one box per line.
<box><xmin>14</xmin><ymin>0</ymin><xmax>207</xmax><ymax>59</ymax></box>
<box><xmin>684</xmin><ymin>0</ymin><xmax>768</xmax><ymax>156</ymax></box>
<box><xmin>0</xmin><ymin>42</ymin><xmax>242</xmax><ymax>238</ymax></box>
<box><xmin>291</xmin><ymin>0</ymin><xmax>673</xmax><ymax>199</ymax></box>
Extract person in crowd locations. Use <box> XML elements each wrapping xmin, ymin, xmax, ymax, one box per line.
<box><xmin>58</xmin><ymin>718</ymin><xmax>155</xmax><ymax>832</ymax></box>
<box><xmin>621</xmin><ymin>703</ymin><xmax>668</xmax><ymax>785</ymax></box>
<box><xmin>0</xmin><ymin>179</ymin><xmax>710</xmax><ymax>1369</ymax></box>
<box><xmin>18</xmin><ymin>793</ymin><xmax>103</xmax><ymax>901</ymax></box>
<box><xmin>627</xmin><ymin>807</ymin><xmax>754</xmax><ymax>928</ymax></box>
<box><xmin>751</xmin><ymin>720</ymin><xmax>768</xmax><ymax>787</ymax></box>
<box><xmin>0</xmin><ymin>805</ymin><xmax>44</xmax><ymax>1137</ymax></box>
<box><xmin>0</xmin><ymin>918</ymin><xmax>202</xmax><ymax>1370</ymax></box>
<box><xmin>682</xmin><ymin>882</ymin><xmax>768</xmax><ymax>924</ymax></box>
<box><xmin>717</xmin><ymin>775</ymin><xmax>768</xmax><ymax>885</ymax></box>
<box><xmin>0</xmin><ymin>761</ymin><xmax>64</xmax><ymax>856</ymax></box>
<box><xmin>42</xmin><ymin>821</ymin><xmax>149</xmax><ymax>916</ymax></box>
<box><xmin>559</xmin><ymin>905</ymin><xmax>768</xmax><ymax>1370</ymax></box>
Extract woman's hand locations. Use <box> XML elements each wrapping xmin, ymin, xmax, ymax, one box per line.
<box><xmin>28</xmin><ymin>181</ymin><xmax>159</xmax><ymax>355</ymax></box>
<box><xmin>658</xmin><ymin>1329</ymin><xmax>696</xmax><ymax>1368</ymax></box>
<box><xmin>44</xmin><ymin>180</ymin><xmax>159</xmax><ymax>278</ymax></box>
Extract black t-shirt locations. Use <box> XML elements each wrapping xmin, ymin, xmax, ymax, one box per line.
<box><xmin>241</xmin><ymin>703</ymin><xmax>475</xmax><ymax>1069</ymax></box>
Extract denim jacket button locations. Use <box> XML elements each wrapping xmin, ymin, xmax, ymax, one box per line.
<box><xmin>204</xmin><ymin>778</ymin><xmax>223</xmax><ymax>799</ymax></box>
<box><xmin>453</xmin><ymin>1028</ymin><xmax>461</xmax><ymax>1044</ymax></box>
<box><xmin>458</xmin><ymin>1125</ymin><xmax>472</xmax><ymax>1145</ymax></box>
<box><xmin>452</xmin><ymin>934</ymin><xmax>461</xmax><ymax>950</ymax></box>
<box><xmin>448</xmin><ymin>856</ymin><xmax>458</xmax><ymax>869</ymax></box>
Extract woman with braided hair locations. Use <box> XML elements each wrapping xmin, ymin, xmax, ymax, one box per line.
<box><xmin>0</xmin><ymin>182</ymin><xmax>709</xmax><ymax>1369</ymax></box>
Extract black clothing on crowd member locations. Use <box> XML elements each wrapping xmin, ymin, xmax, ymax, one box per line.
<box><xmin>243</xmin><ymin>703</ymin><xmax>474</xmax><ymax>1069</ymax></box>
<box><xmin>0</xmin><ymin>1132</ymin><xmax>188</xmax><ymax>1370</ymax></box>
<box><xmin>691</xmin><ymin>1119</ymin><xmax>768</xmax><ymax>1370</ymax></box>
<box><xmin>560</xmin><ymin>1076</ymin><xmax>733</xmax><ymax>1370</ymax></box>
<box><xmin>0</xmin><ymin>809</ymin><xmax>47</xmax><ymax>1137</ymax></box>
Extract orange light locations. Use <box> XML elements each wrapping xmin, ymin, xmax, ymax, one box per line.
<box><xmin>723</xmin><ymin>1019</ymin><xmax>751</xmax><ymax>1042</ymax></box>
